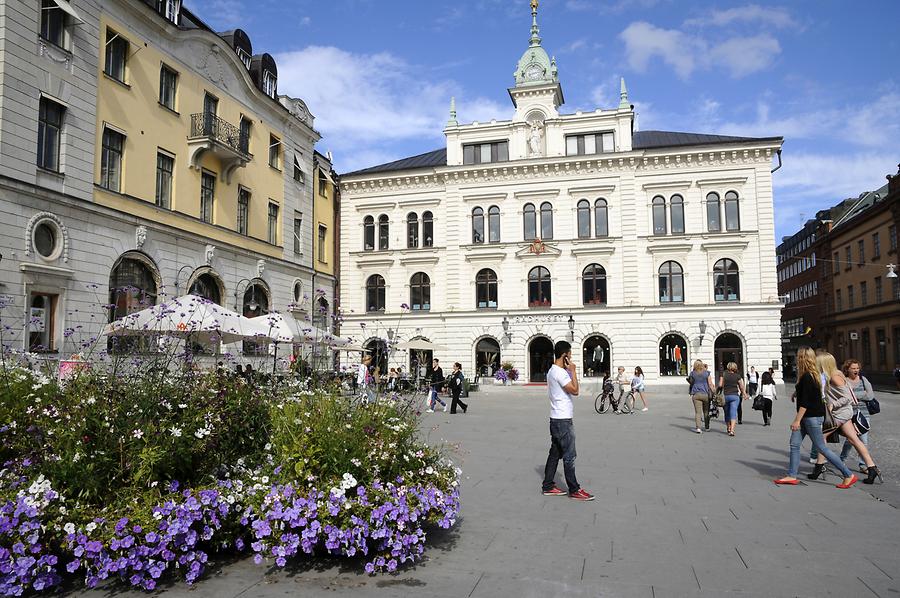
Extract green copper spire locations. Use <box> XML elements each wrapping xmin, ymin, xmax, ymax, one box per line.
<box><xmin>447</xmin><ymin>96</ymin><xmax>457</xmax><ymax>126</ymax></box>
<box><xmin>530</xmin><ymin>0</ymin><xmax>541</xmax><ymax>47</ymax></box>
<box><xmin>514</xmin><ymin>0</ymin><xmax>556</xmax><ymax>86</ymax></box>
<box><xmin>618</xmin><ymin>77</ymin><xmax>630</xmax><ymax>109</ymax></box>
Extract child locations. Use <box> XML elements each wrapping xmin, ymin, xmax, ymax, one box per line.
<box><xmin>631</xmin><ymin>366</ymin><xmax>649</xmax><ymax>412</ymax></box>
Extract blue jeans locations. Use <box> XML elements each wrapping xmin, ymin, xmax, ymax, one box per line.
<box><xmin>840</xmin><ymin>404</ymin><xmax>870</xmax><ymax>466</ymax></box>
<box><xmin>724</xmin><ymin>394</ymin><xmax>740</xmax><ymax>423</ymax></box>
<box><xmin>542</xmin><ymin>419</ymin><xmax>580</xmax><ymax>494</ymax></box>
<box><xmin>788</xmin><ymin>417</ymin><xmax>852</xmax><ymax>478</ymax></box>
<box><xmin>429</xmin><ymin>388</ymin><xmax>446</xmax><ymax>409</ymax></box>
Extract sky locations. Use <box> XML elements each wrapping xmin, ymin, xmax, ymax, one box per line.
<box><xmin>187</xmin><ymin>0</ymin><xmax>900</xmax><ymax>240</ymax></box>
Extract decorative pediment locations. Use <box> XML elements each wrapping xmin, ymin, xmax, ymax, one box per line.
<box><xmin>516</xmin><ymin>239</ymin><xmax>561</xmax><ymax>258</ymax></box>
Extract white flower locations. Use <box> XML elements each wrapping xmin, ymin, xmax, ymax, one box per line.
<box><xmin>169</xmin><ymin>426</ymin><xmax>182</xmax><ymax>438</ymax></box>
<box><xmin>85</xmin><ymin>522</ymin><xmax>97</xmax><ymax>533</ymax></box>
<box><xmin>63</xmin><ymin>523</ymin><xmax>75</xmax><ymax>535</ymax></box>
<box><xmin>425</xmin><ymin>466</ymin><xmax>434</xmax><ymax>475</ymax></box>
<box><xmin>178</xmin><ymin>404</ymin><xmax>188</xmax><ymax>409</ymax></box>
<box><xmin>132</xmin><ymin>429</ymin><xmax>144</xmax><ymax>439</ymax></box>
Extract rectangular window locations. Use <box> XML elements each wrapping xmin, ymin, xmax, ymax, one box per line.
<box><xmin>104</xmin><ymin>29</ymin><xmax>128</xmax><ymax>82</ymax></box>
<box><xmin>28</xmin><ymin>292</ymin><xmax>58</xmax><ymax>352</ymax></box>
<box><xmin>158</xmin><ymin>0</ymin><xmax>180</xmax><ymax>23</ymax></box>
<box><xmin>293</xmin><ymin>155</ymin><xmax>303</xmax><ymax>183</ymax></box>
<box><xmin>875</xmin><ymin>276</ymin><xmax>883</xmax><ymax>303</ymax></box>
<box><xmin>876</xmin><ymin>328</ymin><xmax>887</xmax><ymax>366</ymax></box>
<box><xmin>873</xmin><ymin>232</ymin><xmax>880</xmax><ymax>258</ymax></box>
<box><xmin>847</xmin><ymin>285</ymin><xmax>854</xmax><ymax>309</ymax></box>
<box><xmin>237</xmin><ymin>187</ymin><xmax>250</xmax><ymax>235</ymax></box>
<box><xmin>860</xmin><ymin>281</ymin><xmax>868</xmax><ymax>306</ymax></box>
<box><xmin>861</xmin><ymin>329</ymin><xmax>872</xmax><ymax>366</ymax></box>
<box><xmin>37</xmin><ymin>97</ymin><xmax>64</xmax><ymax>172</ymax></box>
<box><xmin>894</xmin><ymin>277</ymin><xmax>900</xmax><ymax>302</ymax></box>
<box><xmin>836</xmin><ymin>289</ymin><xmax>842</xmax><ymax>312</ymax></box>
<box><xmin>318</xmin><ymin>171</ymin><xmax>327</xmax><ymax>196</ymax></box>
<box><xmin>100</xmin><ymin>127</ymin><xmax>124</xmax><ymax>192</ymax></box>
<box><xmin>155</xmin><ymin>151</ymin><xmax>173</xmax><ymax>209</ymax></box>
<box><xmin>40</xmin><ymin>0</ymin><xmax>67</xmax><ymax>47</ymax></box>
<box><xmin>833</xmin><ymin>252</ymin><xmax>840</xmax><ymax>274</ymax></box>
<box><xmin>462</xmin><ymin>141</ymin><xmax>509</xmax><ymax>165</ymax></box>
<box><xmin>236</xmin><ymin>47</ymin><xmax>251</xmax><ymax>70</ymax></box>
<box><xmin>262</xmin><ymin>71</ymin><xmax>277</xmax><ymax>98</ymax></box>
<box><xmin>565</xmin><ymin>132</ymin><xmax>614</xmax><ymax>156</ymax></box>
<box><xmin>268</xmin><ymin>202</ymin><xmax>279</xmax><ymax>244</ymax></box>
<box><xmin>858</xmin><ymin>240</ymin><xmax>865</xmax><ymax>266</ymax></box>
<box><xmin>200</xmin><ymin>171</ymin><xmax>215</xmax><ymax>223</ymax></box>
<box><xmin>268</xmin><ymin>135</ymin><xmax>280</xmax><ymax>169</ymax></box>
<box><xmin>890</xmin><ymin>225</ymin><xmax>898</xmax><ymax>251</ymax></box>
<box><xmin>293</xmin><ymin>213</ymin><xmax>302</xmax><ymax>254</ymax></box>
<box><xmin>158</xmin><ymin>65</ymin><xmax>177</xmax><ymax>110</ymax></box>
<box><xmin>317</xmin><ymin>224</ymin><xmax>327</xmax><ymax>263</ymax></box>
<box><xmin>845</xmin><ymin>246</ymin><xmax>852</xmax><ymax>270</ymax></box>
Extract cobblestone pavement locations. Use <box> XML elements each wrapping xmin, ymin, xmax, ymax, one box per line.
<box><xmin>78</xmin><ymin>383</ymin><xmax>900</xmax><ymax>598</ymax></box>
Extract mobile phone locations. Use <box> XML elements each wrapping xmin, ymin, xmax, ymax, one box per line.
<box><xmin>564</xmin><ymin>356</ymin><xmax>570</xmax><ymax>367</ymax></box>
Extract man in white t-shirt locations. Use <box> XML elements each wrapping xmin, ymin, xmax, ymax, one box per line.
<box><xmin>541</xmin><ymin>340</ymin><xmax>594</xmax><ymax>501</ymax></box>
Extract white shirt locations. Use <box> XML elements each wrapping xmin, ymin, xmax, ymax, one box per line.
<box><xmin>748</xmin><ymin>372</ymin><xmax>759</xmax><ymax>384</ymax></box>
<box><xmin>547</xmin><ymin>364</ymin><xmax>574</xmax><ymax>419</ymax></box>
<box><xmin>357</xmin><ymin>363</ymin><xmax>368</xmax><ymax>386</ymax></box>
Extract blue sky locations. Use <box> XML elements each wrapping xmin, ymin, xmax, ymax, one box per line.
<box><xmin>188</xmin><ymin>0</ymin><xmax>899</xmax><ymax>240</ymax></box>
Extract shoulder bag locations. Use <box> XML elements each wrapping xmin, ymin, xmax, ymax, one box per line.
<box><xmin>714</xmin><ymin>387</ymin><xmax>725</xmax><ymax>407</ymax></box>
<box><xmin>847</xmin><ymin>385</ymin><xmax>871</xmax><ymax>436</ymax></box>
<box><xmin>861</xmin><ymin>377</ymin><xmax>881</xmax><ymax>414</ymax></box>
<box><xmin>821</xmin><ymin>399</ymin><xmax>839</xmax><ymax>437</ymax></box>
<box><xmin>751</xmin><ymin>395</ymin><xmax>765</xmax><ymax>411</ymax></box>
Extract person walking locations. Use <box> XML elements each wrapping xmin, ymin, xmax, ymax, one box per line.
<box><xmin>448</xmin><ymin>362</ymin><xmax>468</xmax><ymax>414</ymax></box>
<box><xmin>541</xmin><ymin>341</ymin><xmax>594</xmax><ymax>501</ymax></box>
<box><xmin>614</xmin><ymin>366</ymin><xmax>629</xmax><ymax>413</ymax></box>
<box><xmin>631</xmin><ymin>366</ymin><xmax>649</xmax><ymax>412</ymax></box>
<box><xmin>747</xmin><ymin>366</ymin><xmax>760</xmax><ymax>397</ymax></box>
<box><xmin>427</xmin><ymin>358</ymin><xmax>447</xmax><ymax>413</ymax></box>
<box><xmin>357</xmin><ymin>355</ymin><xmax>374</xmax><ymax>404</ymax></box>
<box><xmin>808</xmin><ymin>353</ymin><xmax>882</xmax><ymax>485</ymax></box>
<box><xmin>717</xmin><ymin>362</ymin><xmax>746</xmax><ymax>436</ymax></box>
<box><xmin>759</xmin><ymin>370</ymin><xmax>777</xmax><ymax>426</ymax></box>
<box><xmin>839</xmin><ymin>359</ymin><xmax>876</xmax><ymax>473</ymax></box>
<box><xmin>775</xmin><ymin>347</ymin><xmax>857</xmax><ymax>488</ymax></box>
<box><xmin>688</xmin><ymin>360</ymin><xmax>714</xmax><ymax>433</ymax></box>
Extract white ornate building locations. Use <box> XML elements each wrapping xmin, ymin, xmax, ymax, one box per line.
<box><xmin>338</xmin><ymin>4</ymin><xmax>784</xmax><ymax>383</ymax></box>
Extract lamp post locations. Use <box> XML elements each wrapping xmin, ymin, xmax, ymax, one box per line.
<box><xmin>501</xmin><ymin>316</ymin><xmax>511</xmax><ymax>342</ymax></box>
<box><xmin>173</xmin><ymin>265</ymin><xmax>194</xmax><ymax>296</ymax></box>
<box><xmin>698</xmin><ymin>320</ymin><xmax>708</xmax><ymax>346</ymax></box>
<box><xmin>234</xmin><ymin>278</ymin><xmax>259</xmax><ymax>313</ymax></box>
<box><xmin>567</xmin><ymin>314</ymin><xmax>575</xmax><ymax>342</ymax></box>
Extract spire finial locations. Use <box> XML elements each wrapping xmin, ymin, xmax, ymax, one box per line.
<box><xmin>618</xmin><ymin>77</ymin><xmax>630</xmax><ymax>109</ymax></box>
<box><xmin>529</xmin><ymin>0</ymin><xmax>541</xmax><ymax>47</ymax></box>
<box><xmin>447</xmin><ymin>96</ymin><xmax>457</xmax><ymax>126</ymax></box>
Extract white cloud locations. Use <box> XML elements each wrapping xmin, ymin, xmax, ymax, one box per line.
<box><xmin>684</xmin><ymin>5</ymin><xmax>798</xmax><ymax>29</ymax></box>
<box><xmin>275</xmin><ymin>46</ymin><xmax>506</xmax><ymax>172</ymax></box>
<box><xmin>710</xmin><ymin>34</ymin><xmax>781</xmax><ymax>77</ymax></box>
<box><xmin>567</xmin><ymin>0</ymin><xmax>667</xmax><ymax>13</ymax></box>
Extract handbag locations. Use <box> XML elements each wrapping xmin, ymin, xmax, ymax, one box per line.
<box><xmin>821</xmin><ymin>401</ymin><xmax>839</xmax><ymax>437</ymax></box>
<box><xmin>866</xmin><ymin>398</ymin><xmax>881</xmax><ymax>415</ymax></box>
<box><xmin>751</xmin><ymin>395</ymin><xmax>765</xmax><ymax>411</ymax></box>
<box><xmin>852</xmin><ymin>410</ymin><xmax>870</xmax><ymax>436</ymax></box>
<box><xmin>714</xmin><ymin>388</ymin><xmax>725</xmax><ymax>407</ymax></box>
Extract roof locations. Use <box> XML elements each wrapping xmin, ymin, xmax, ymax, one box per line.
<box><xmin>342</xmin><ymin>130</ymin><xmax>781</xmax><ymax>177</ymax></box>
<box><xmin>832</xmin><ymin>183</ymin><xmax>890</xmax><ymax>229</ymax></box>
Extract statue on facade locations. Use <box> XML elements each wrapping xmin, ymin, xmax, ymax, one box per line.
<box><xmin>135</xmin><ymin>226</ymin><xmax>147</xmax><ymax>249</ymax></box>
<box><xmin>528</xmin><ymin>121</ymin><xmax>544</xmax><ymax>157</ymax></box>
<box><xmin>256</xmin><ymin>259</ymin><xmax>266</xmax><ymax>277</ymax></box>
<box><xmin>204</xmin><ymin>244</ymin><xmax>215</xmax><ymax>265</ymax></box>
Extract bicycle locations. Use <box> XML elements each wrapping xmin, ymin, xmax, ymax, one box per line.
<box><xmin>594</xmin><ymin>380</ymin><xmax>633</xmax><ymax>414</ymax></box>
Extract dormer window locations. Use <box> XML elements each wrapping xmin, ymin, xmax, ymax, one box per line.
<box><xmin>262</xmin><ymin>71</ymin><xmax>277</xmax><ymax>98</ymax></box>
<box><xmin>463</xmin><ymin>141</ymin><xmax>509</xmax><ymax>165</ymax></box>
<box><xmin>566</xmin><ymin>132</ymin><xmax>614</xmax><ymax>156</ymax></box>
<box><xmin>236</xmin><ymin>47</ymin><xmax>251</xmax><ymax>70</ymax></box>
<box><xmin>155</xmin><ymin>0</ymin><xmax>181</xmax><ymax>24</ymax></box>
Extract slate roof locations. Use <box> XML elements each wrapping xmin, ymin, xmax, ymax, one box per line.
<box><xmin>342</xmin><ymin>130</ymin><xmax>781</xmax><ymax>177</ymax></box>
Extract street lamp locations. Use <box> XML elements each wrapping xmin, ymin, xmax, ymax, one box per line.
<box><xmin>501</xmin><ymin>316</ymin><xmax>511</xmax><ymax>342</ymax></box>
<box><xmin>698</xmin><ymin>320</ymin><xmax>708</xmax><ymax>346</ymax></box>
<box><xmin>387</xmin><ymin>328</ymin><xmax>394</xmax><ymax>341</ymax></box>
<box><xmin>887</xmin><ymin>264</ymin><xmax>898</xmax><ymax>279</ymax></box>
<box><xmin>174</xmin><ymin>265</ymin><xmax>194</xmax><ymax>295</ymax></box>
<box><xmin>234</xmin><ymin>278</ymin><xmax>259</xmax><ymax>313</ymax></box>
<box><xmin>567</xmin><ymin>314</ymin><xmax>575</xmax><ymax>341</ymax></box>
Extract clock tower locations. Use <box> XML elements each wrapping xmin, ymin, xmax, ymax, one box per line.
<box><xmin>509</xmin><ymin>0</ymin><xmax>564</xmax><ymax>124</ymax></box>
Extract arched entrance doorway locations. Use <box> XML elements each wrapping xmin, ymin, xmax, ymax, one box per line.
<box><xmin>529</xmin><ymin>336</ymin><xmax>554</xmax><ymax>383</ymax></box>
<box><xmin>582</xmin><ymin>335</ymin><xmax>611</xmax><ymax>378</ymax></box>
<box><xmin>407</xmin><ymin>338</ymin><xmax>433</xmax><ymax>386</ymax></box>
<box><xmin>363</xmin><ymin>338</ymin><xmax>389</xmax><ymax>379</ymax></box>
<box><xmin>475</xmin><ymin>337</ymin><xmax>501</xmax><ymax>377</ymax></box>
<box><xmin>714</xmin><ymin>333</ymin><xmax>744</xmax><ymax>380</ymax></box>
<box><xmin>659</xmin><ymin>333</ymin><xmax>688</xmax><ymax>376</ymax></box>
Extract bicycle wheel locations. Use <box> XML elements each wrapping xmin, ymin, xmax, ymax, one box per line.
<box><xmin>621</xmin><ymin>392</ymin><xmax>634</xmax><ymax>414</ymax></box>
<box><xmin>595</xmin><ymin>392</ymin><xmax>609</xmax><ymax>414</ymax></box>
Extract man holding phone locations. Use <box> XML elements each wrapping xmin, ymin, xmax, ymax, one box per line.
<box><xmin>541</xmin><ymin>340</ymin><xmax>594</xmax><ymax>501</ymax></box>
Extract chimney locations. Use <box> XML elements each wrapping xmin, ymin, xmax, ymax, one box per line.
<box><xmin>821</xmin><ymin>219</ymin><xmax>833</xmax><ymax>233</ymax></box>
<box><xmin>889</xmin><ymin>163</ymin><xmax>900</xmax><ymax>194</ymax></box>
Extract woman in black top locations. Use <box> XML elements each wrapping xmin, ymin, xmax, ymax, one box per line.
<box><xmin>449</xmin><ymin>362</ymin><xmax>468</xmax><ymax>414</ymax></box>
<box><xmin>775</xmin><ymin>347</ymin><xmax>855</xmax><ymax>487</ymax></box>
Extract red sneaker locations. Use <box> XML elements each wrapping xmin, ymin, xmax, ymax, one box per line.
<box><xmin>542</xmin><ymin>486</ymin><xmax>566</xmax><ymax>496</ymax></box>
<box><xmin>569</xmin><ymin>489</ymin><xmax>595</xmax><ymax>501</ymax></box>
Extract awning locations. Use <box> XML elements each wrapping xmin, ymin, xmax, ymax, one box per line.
<box><xmin>48</xmin><ymin>0</ymin><xmax>85</xmax><ymax>25</ymax></box>
<box><xmin>320</xmin><ymin>167</ymin><xmax>336</xmax><ymax>187</ymax></box>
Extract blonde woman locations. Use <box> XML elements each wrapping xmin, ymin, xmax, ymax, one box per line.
<box><xmin>717</xmin><ymin>362</ymin><xmax>746</xmax><ymax>436</ymax></box>
<box><xmin>808</xmin><ymin>352</ymin><xmax>882</xmax><ymax>485</ymax></box>
<box><xmin>688</xmin><ymin>360</ymin><xmax>714</xmax><ymax>433</ymax></box>
<box><xmin>775</xmin><ymin>347</ymin><xmax>856</xmax><ymax>488</ymax></box>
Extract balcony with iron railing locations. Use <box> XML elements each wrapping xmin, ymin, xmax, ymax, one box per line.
<box><xmin>187</xmin><ymin>112</ymin><xmax>253</xmax><ymax>183</ymax></box>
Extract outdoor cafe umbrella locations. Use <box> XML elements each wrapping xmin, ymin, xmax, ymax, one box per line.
<box><xmin>102</xmin><ymin>294</ymin><xmax>269</xmax><ymax>345</ymax></box>
<box><xmin>396</xmin><ymin>339</ymin><xmax>448</xmax><ymax>352</ymax></box>
<box><xmin>253</xmin><ymin>312</ymin><xmax>349</xmax><ymax>347</ymax></box>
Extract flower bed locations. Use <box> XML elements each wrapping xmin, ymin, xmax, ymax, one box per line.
<box><xmin>0</xmin><ymin>364</ymin><xmax>460</xmax><ymax>595</ymax></box>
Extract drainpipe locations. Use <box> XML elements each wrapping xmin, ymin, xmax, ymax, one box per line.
<box><xmin>770</xmin><ymin>149</ymin><xmax>783</xmax><ymax>174</ymax></box>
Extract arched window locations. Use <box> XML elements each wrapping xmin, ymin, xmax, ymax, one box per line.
<box><xmin>577</xmin><ymin>200</ymin><xmax>591</xmax><ymax>239</ymax></box>
<box><xmin>713</xmin><ymin>258</ymin><xmax>740</xmax><ymax>302</ymax></box>
<box><xmin>528</xmin><ymin>266</ymin><xmax>551</xmax><ymax>307</ymax></box>
<box><xmin>108</xmin><ymin>254</ymin><xmax>160</xmax><ymax>353</ymax></box>
<box><xmin>540</xmin><ymin>202</ymin><xmax>554</xmax><ymax>240</ymax></box>
<box><xmin>523</xmin><ymin>203</ymin><xmax>536</xmax><ymax>240</ymax></box>
<box><xmin>476</xmin><ymin>268</ymin><xmax>498</xmax><ymax>309</ymax></box>
<box><xmin>652</xmin><ymin>196</ymin><xmax>667</xmax><ymax>236</ymax></box>
<box><xmin>410</xmin><ymin>272</ymin><xmax>431</xmax><ymax>311</ymax></box>
<box><xmin>189</xmin><ymin>272</ymin><xmax>222</xmax><ymax>305</ymax></box>
<box><xmin>658</xmin><ymin>261</ymin><xmax>684</xmax><ymax>303</ymax></box>
<box><xmin>582</xmin><ymin>264</ymin><xmax>607</xmax><ymax>305</ymax></box>
<box><xmin>594</xmin><ymin>199</ymin><xmax>609</xmax><ymax>238</ymax></box>
<box><xmin>314</xmin><ymin>296</ymin><xmax>329</xmax><ymax>328</ymax></box>
<box><xmin>472</xmin><ymin>207</ymin><xmax>485</xmax><ymax>244</ymax></box>
<box><xmin>422</xmin><ymin>211</ymin><xmax>434</xmax><ymax>247</ymax></box>
<box><xmin>406</xmin><ymin>212</ymin><xmax>419</xmax><ymax>248</ymax></box>
<box><xmin>724</xmin><ymin>191</ymin><xmax>740</xmax><ymax>231</ymax></box>
<box><xmin>378</xmin><ymin>214</ymin><xmax>389</xmax><ymax>250</ymax></box>
<box><xmin>366</xmin><ymin>275</ymin><xmax>385</xmax><ymax>312</ymax></box>
<box><xmin>660</xmin><ymin>333</ymin><xmax>688</xmax><ymax>376</ymax></box>
<box><xmin>242</xmin><ymin>282</ymin><xmax>270</xmax><ymax>355</ymax></box>
<box><xmin>670</xmin><ymin>194</ymin><xmax>685</xmax><ymax>234</ymax></box>
<box><xmin>706</xmin><ymin>192</ymin><xmax>721</xmax><ymax>232</ymax></box>
<box><xmin>488</xmin><ymin>206</ymin><xmax>500</xmax><ymax>243</ymax></box>
<box><xmin>363</xmin><ymin>216</ymin><xmax>375</xmax><ymax>251</ymax></box>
